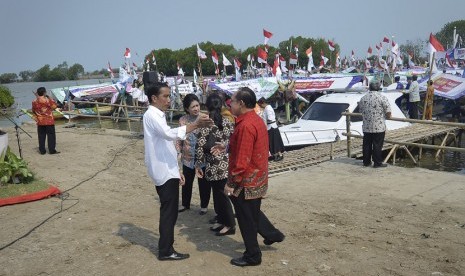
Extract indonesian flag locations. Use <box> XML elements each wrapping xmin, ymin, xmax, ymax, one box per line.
<box><xmin>124</xmin><ymin>48</ymin><xmax>131</xmax><ymax>59</ymax></box>
<box><xmin>320</xmin><ymin>49</ymin><xmax>328</xmax><ymax>67</ymax></box>
<box><xmin>408</xmin><ymin>51</ymin><xmax>415</xmax><ymax>67</ymax></box>
<box><xmin>306</xmin><ymin>47</ymin><xmax>314</xmax><ymax>71</ymax></box>
<box><xmin>263</xmin><ymin>29</ymin><xmax>273</xmax><ymax>45</ymax></box>
<box><xmin>222</xmin><ymin>53</ymin><xmax>232</xmax><ymax>66</ymax></box>
<box><xmin>272</xmin><ymin>56</ymin><xmax>280</xmax><ymax>76</ymax></box>
<box><xmin>367</xmin><ymin>46</ymin><xmax>373</xmax><ymax>57</ymax></box>
<box><xmin>429</xmin><ymin>33</ymin><xmax>445</xmax><ymax>53</ymax></box>
<box><xmin>257</xmin><ymin>47</ymin><xmax>268</xmax><ymax>64</ymax></box>
<box><xmin>383</xmin><ymin>36</ymin><xmax>390</xmax><ymax>43</ymax></box>
<box><xmin>197</xmin><ymin>44</ymin><xmax>207</xmax><ymax>59</ymax></box>
<box><xmin>365</xmin><ymin>59</ymin><xmax>371</xmax><ymax>69</ymax></box>
<box><xmin>376</xmin><ymin>42</ymin><xmax>383</xmax><ymax>54</ymax></box>
<box><xmin>211</xmin><ymin>48</ymin><xmax>219</xmax><ymax>65</ymax></box>
<box><xmin>152</xmin><ymin>52</ymin><xmax>157</xmax><ymax>65</ymax></box>
<box><xmin>289</xmin><ymin>53</ymin><xmax>298</xmax><ymax>65</ymax></box>
<box><xmin>328</xmin><ymin>40</ymin><xmax>335</xmax><ymax>51</ymax></box>
<box><xmin>234</xmin><ymin>58</ymin><xmax>241</xmax><ymax>70</ymax></box>
<box><xmin>177</xmin><ymin>62</ymin><xmax>184</xmax><ymax>76</ymax></box>
<box><xmin>279</xmin><ymin>55</ymin><xmax>288</xmax><ymax>72</ymax></box>
<box><xmin>107</xmin><ymin>62</ymin><xmax>114</xmax><ymax>78</ymax></box>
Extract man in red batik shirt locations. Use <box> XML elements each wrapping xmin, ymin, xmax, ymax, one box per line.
<box><xmin>32</xmin><ymin>87</ymin><xmax>60</xmax><ymax>155</ymax></box>
<box><xmin>214</xmin><ymin>87</ymin><xmax>285</xmax><ymax>267</ymax></box>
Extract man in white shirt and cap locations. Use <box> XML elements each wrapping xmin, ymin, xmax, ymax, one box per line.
<box><xmin>143</xmin><ymin>82</ymin><xmax>212</xmax><ymax>261</ymax></box>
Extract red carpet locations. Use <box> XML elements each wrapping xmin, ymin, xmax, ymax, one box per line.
<box><xmin>0</xmin><ymin>185</ymin><xmax>61</xmax><ymax>207</ymax></box>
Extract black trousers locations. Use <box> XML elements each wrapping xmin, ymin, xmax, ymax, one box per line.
<box><xmin>363</xmin><ymin>132</ymin><xmax>385</xmax><ymax>166</ymax></box>
<box><xmin>409</xmin><ymin>101</ymin><xmax>419</xmax><ymax>119</ymax></box>
<box><xmin>37</xmin><ymin>125</ymin><xmax>56</xmax><ymax>153</ymax></box>
<box><xmin>231</xmin><ymin>190</ymin><xmax>284</xmax><ymax>264</ymax></box>
<box><xmin>210</xmin><ymin>179</ymin><xmax>235</xmax><ymax>228</ymax></box>
<box><xmin>155</xmin><ymin>178</ymin><xmax>179</xmax><ymax>257</ymax></box>
<box><xmin>181</xmin><ymin>166</ymin><xmax>211</xmax><ymax>209</ymax></box>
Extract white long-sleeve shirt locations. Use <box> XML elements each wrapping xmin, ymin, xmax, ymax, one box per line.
<box><xmin>143</xmin><ymin>105</ymin><xmax>187</xmax><ymax>186</ymax></box>
<box><xmin>261</xmin><ymin>105</ymin><xmax>278</xmax><ymax>130</ymax></box>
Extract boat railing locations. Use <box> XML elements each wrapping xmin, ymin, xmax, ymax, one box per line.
<box><xmin>281</xmin><ymin>128</ymin><xmax>362</xmax><ymax>144</ymax></box>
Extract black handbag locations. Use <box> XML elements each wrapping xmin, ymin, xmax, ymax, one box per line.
<box><xmin>203</xmin><ymin>129</ymin><xmax>217</xmax><ymax>154</ymax></box>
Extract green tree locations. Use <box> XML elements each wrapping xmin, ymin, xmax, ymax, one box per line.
<box><xmin>399</xmin><ymin>38</ymin><xmax>426</xmax><ymax>66</ymax></box>
<box><xmin>18</xmin><ymin>70</ymin><xmax>35</xmax><ymax>82</ymax></box>
<box><xmin>0</xmin><ymin>73</ymin><xmax>18</xmax><ymax>84</ymax></box>
<box><xmin>435</xmin><ymin>20</ymin><xmax>465</xmax><ymax>49</ymax></box>
<box><xmin>68</xmin><ymin>63</ymin><xmax>84</xmax><ymax>80</ymax></box>
<box><xmin>34</xmin><ymin>65</ymin><xmax>51</xmax><ymax>82</ymax></box>
<box><xmin>0</xmin><ymin>85</ymin><xmax>15</xmax><ymax>108</ymax></box>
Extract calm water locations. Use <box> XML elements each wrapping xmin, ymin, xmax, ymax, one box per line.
<box><xmin>1</xmin><ymin>80</ymin><xmax>464</xmax><ymax>174</ymax></box>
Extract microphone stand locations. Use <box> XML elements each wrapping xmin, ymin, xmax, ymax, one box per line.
<box><xmin>0</xmin><ymin>111</ymin><xmax>32</xmax><ymax>159</ymax></box>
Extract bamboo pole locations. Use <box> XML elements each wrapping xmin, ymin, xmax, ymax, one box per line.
<box><xmin>96</xmin><ymin>102</ymin><xmax>101</xmax><ymax>128</ymax></box>
<box><xmin>423</xmin><ymin>52</ymin><xmax>435</xmax><ymax>120</ymax></box>
<box><xmin>401</xmin><ymin>145</ymin><xmax>417</xmax><ymax>165</ymax></box>
<box><xmin>345</xmin><ymin>109</ymin><xmax>351</xmax><ymax>157</ymax></box>
<box><xmin>383</xmin><ymin>144</ymin><xmax>398</xmax><ymax>164</ymax></box>
<box><xmin>341</xmin><ymin>112</ymin><xmax>465</xmax><ymax>128</ymax></box>
<box><xmin>344</xmin><ymin>133</ymin><xmax>465</xmax><ymax>153</ymax></box>
<box><xmin>435</xmin><ymin>132</ymin><xmax>451</xmax><ymax>159</ymax></box>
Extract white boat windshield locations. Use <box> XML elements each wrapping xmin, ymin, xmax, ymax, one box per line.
<box><xmin>301</xmin><ymin>102</ymin><xmax>350</xmax><ymax>122</ymax></box>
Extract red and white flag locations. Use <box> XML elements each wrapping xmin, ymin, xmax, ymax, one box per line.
<box><xmin>272</xmin><ymin>56</ymin><xmax>280</xmax><ymax>76</ymax></box>
<box><xmin>365</xmin><ymin>59</ymin><xmax>371</xmax><ymax>69</ymax></box>
<box><xmin>367</xmin><ymin>46</ymin><xmax>373</xmax><ymax>57</ymax></box>
<box><xmin>383</xmin><ymin>36</ymin><xmax>390</xmax><ymax>43</ymax></box>
<box><xmin>263</xmin><ymin>29</ymin><xmax>273</xmax><ymax>45</ymax></box>
<box><xmin>222</xmin><ymin>53</ymin><xmax>232</xmax><ymax>66</ymax></box>
<box><xmin>328</xmin><ymin>40</ymin><xmax>335</xmax><ymax>51</ymax></box>
<box><xmin>257</xmin><ymin>47</ymin><xmax>268</xmax><ymax>64</ymax></box>
<box><xmin>306</xmin><ymin>47</ymin><xmax>314</xmax><ymax>71</ymax></box>
<box><xmin>197</xmin><ymin>44</ymin><xmax>207</xmax><ymax>59</ymax></box>
<box><xmin>320</xmin><ymin>49</ymin><xmax>328</xmax><ymax>67</ymax></box>
<box><xmin>289</xmin><ymin>53</ymin><xmax>298</xmax><ymax>65</ymax></box>
<box><xmin>152</xmin><ymin>52</ymin><xmax>156</xmax><ymax>65</ymax></box>
<box><xmin>211</xmin><ymin>48</ymin><xmax>219</xmax><ymax>65</ymax></box>
<box><xmin>429</xmin><ymin>33</ymin><xmax>445</xmax><ymax>53</ymax></box>
<box><xmin>124</xmin><ymin>48</ymin><xmax>131</xmax><ymax>59</ymax></box>
<box><xmin>234</xmin><ymin>58</ymin><xmax>241</xmax><ymax>70</ymax></box>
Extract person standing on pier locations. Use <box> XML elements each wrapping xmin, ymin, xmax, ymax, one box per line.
<box><xmin>359</xmin><ymin>80</ymin><xmax>391</xmax><ymax>168</ymax></box>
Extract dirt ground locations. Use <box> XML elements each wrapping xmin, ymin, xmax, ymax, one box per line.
<box><xmin>1</xmin><ymin>123</ymin><xmax>464</xmax><ymax>276</ymax></box>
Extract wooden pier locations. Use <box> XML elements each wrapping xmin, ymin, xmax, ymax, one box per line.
<box><xmin>268</xmin><ymin>123</ymin><xmax>463</xmax><ymax>177</ymax></box>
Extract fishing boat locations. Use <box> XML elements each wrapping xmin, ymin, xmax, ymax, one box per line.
<box><xmin>279</xmin><ymin>91</ymin><xmax>410</xmax><ymax>147</ymax></box>
<box><xmin>21</xmin><ymin>105</ymin><xmax>115</xmax><ymax>121</ymax></box>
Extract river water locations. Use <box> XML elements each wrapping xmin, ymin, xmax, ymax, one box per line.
<box><xmin>1</xmin><ymin>80</ymin><xmax>464</xmax><ymax>174</ymax></box>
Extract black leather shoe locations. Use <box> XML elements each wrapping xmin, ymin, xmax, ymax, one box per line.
<box><xmin>158</xmin><ymin>252</ymin><xmax>190</xmax><ymax>261</ymax></box>
<box><xmin>49</xmin><ymin>150</ymin><xmax>60</xmax><ymax>154</ymax></box>
<box><xmin>178</xmin><ymin>207</ymin><xmax>190</xmax><ymax>213</ymax></box>
<box><xmin>264</xmin><ymin>233</ymin><xmax>285</xmax><ymax>245</ymax></box>
<box><xmin>373</xmin><ymin>163</ymin><xmax>388</xmax><ymax>168</ymax></box>
<box><xmin>40</xmin><ymin>151</ymin><xmax>46</xmax><ymax>155</ymax></box>
<box><xmin>215</xmin><ymin>227</ymin><xmax>235</xmax><ymax>236</ymax></box>
<box><xmin>208</xmin><ymin>216</ymin><xmax>218</xmax><ymax>224</ymax></box>
<box><xmin>210</xmin><ymin>225</ymin><xmax>223</xmax><ymax>232</ymax></box>
<box><xmin>230</xmin><ymin>257</ymin><xmax>261</xmax><ymax>267</ymax></box>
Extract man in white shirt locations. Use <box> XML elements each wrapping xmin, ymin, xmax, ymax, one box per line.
<box><xmin>406</xmin><ymin>75</ymin><xmax>420</xmax><ymax>119</ymax></box>
<box><xmin>143</xmin><ymin>82</ymin><xmax>212</xmax><ymax>261</ymax></box>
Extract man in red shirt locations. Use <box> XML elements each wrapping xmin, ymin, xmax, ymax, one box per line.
<box><xmin>221</xmin><ymin>87</ymin><xmax>285</xmax><ymax>267</ymax></box>
<box><xmin>32</xmin><ymin>87</ymin><xmax>59</xmax><ymax>155</ymax></box>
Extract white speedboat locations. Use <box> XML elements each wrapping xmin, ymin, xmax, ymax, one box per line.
<box><xmin>279</xmin><ymin>91</ymin><xmax>410</xmax><ymax>147</ymax></box>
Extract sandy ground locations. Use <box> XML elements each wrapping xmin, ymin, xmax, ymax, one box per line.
<box><xmin>1</xmin><ymin>123</ymin><xmax>464</xmax><ymax>276</ymax></box>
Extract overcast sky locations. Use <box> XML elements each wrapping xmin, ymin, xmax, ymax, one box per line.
<box><xmin>1</xmin><ymin>0</ymin><xmax>464</xmax><ymax>75</ymax></box>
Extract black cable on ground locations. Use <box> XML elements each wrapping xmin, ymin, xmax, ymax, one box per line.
<box><xmin>0</xmin><ymin>138</ymin><xmax>139</xmax><ymax>251</ymax></box>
